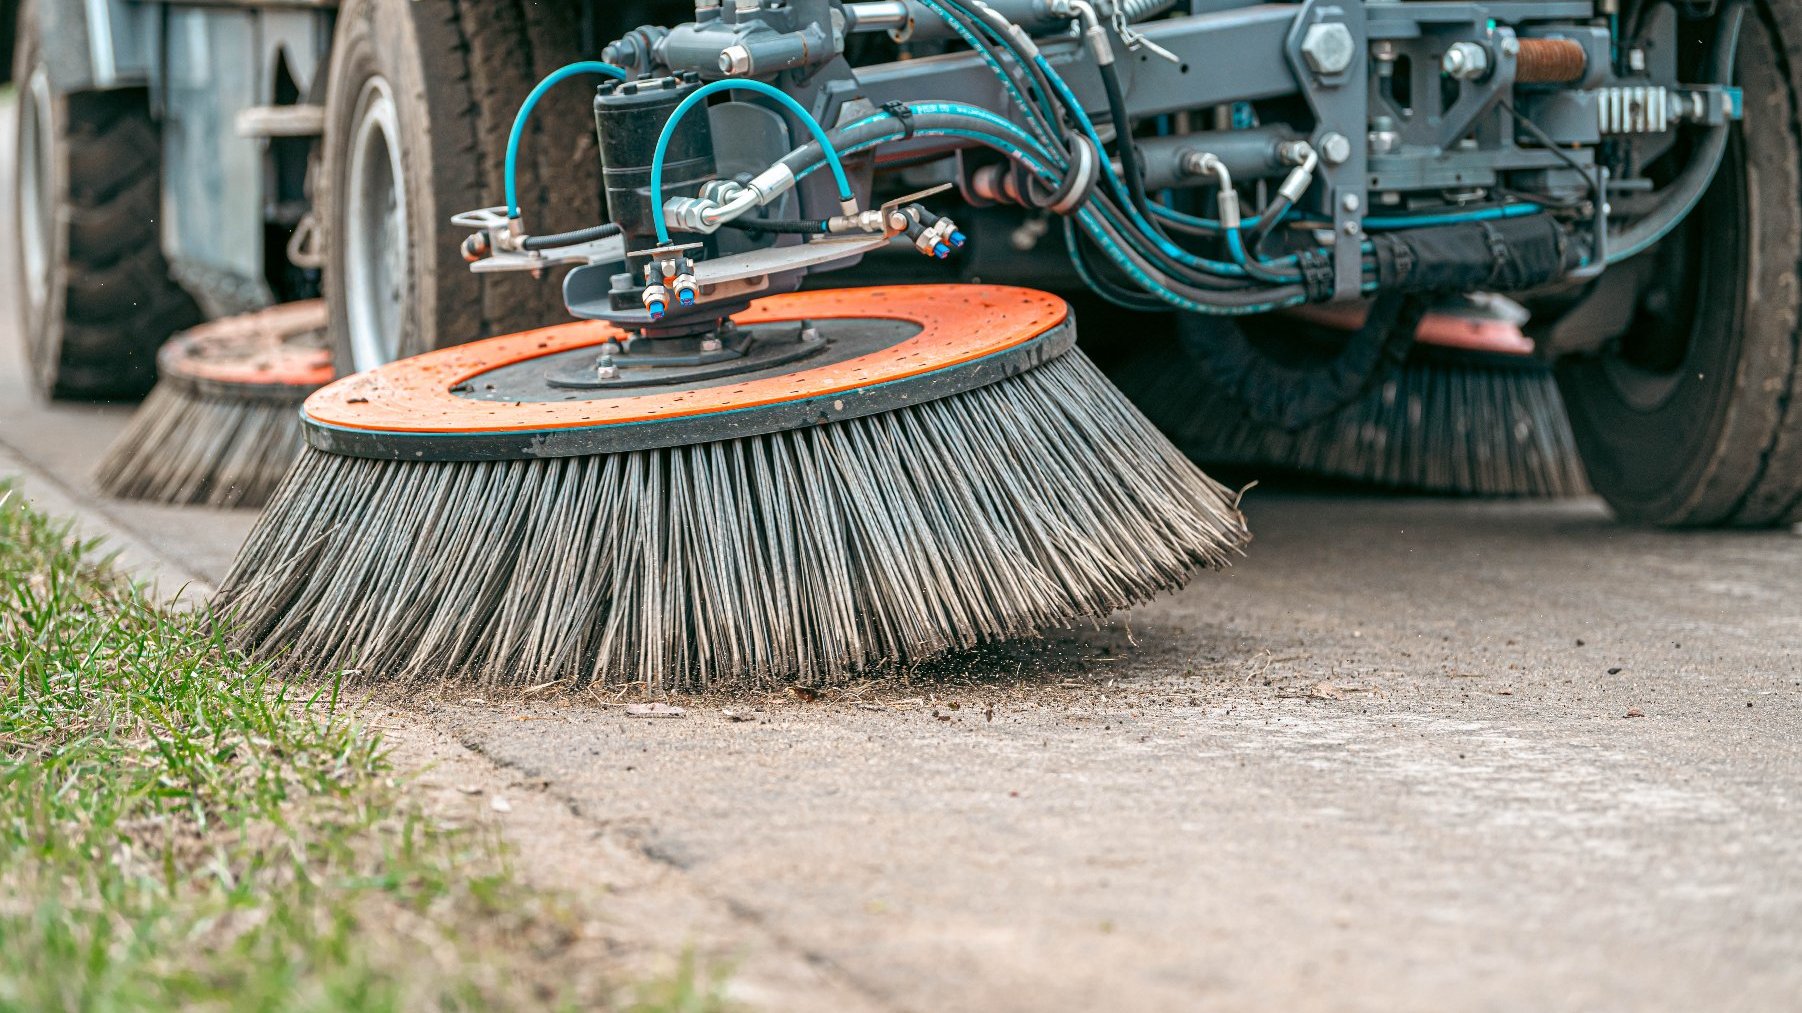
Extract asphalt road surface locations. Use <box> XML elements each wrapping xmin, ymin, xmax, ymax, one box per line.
<box><xmin>3</xmin><ymin>97</ymin><xmax>1800</xmax><ymax>1012</ymax></box>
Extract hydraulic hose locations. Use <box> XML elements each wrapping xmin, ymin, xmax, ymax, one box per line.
<box><xmin>505</xmin><ymin>61</ymin><xmax>628</xmax><ymax>220</ymax></box>
<box><xmin>520</xmin><ymin>221</ymin><xmax>622</xmax><ymax>251</ymax></box>
<box><xmin>649</xmin><ymin>78</ymin><xmax>854</xmax><ymax>245</ymax></box>
<box><xmin>717</xmin><ymin>217</ymin><xmax>831</xmax><ymax>234</ymax></box>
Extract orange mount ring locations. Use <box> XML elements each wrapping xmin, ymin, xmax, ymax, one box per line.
<box><xmin>158</xmin><ymin>299</ymin><xmax>334</xmax><ymax>401</ymax></box>
<box><xmin>303</xmin><ymin>285</ymin><xmax>1074</xmax><ymax>461</ymax></box>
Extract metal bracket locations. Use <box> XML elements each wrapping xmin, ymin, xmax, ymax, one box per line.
<box><xmin>1285</xmin><ymin>0</ymin><xmax>1367</xmax><ymax>300</ymax></box>
<box><xmin>453</xmin><ymin>206</ymin><xmax>628</xmax><ymax>275</ymax></box>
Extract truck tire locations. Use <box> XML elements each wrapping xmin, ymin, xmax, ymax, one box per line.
<box><xmin>318</xmin><ymin>0</ymin><xmax>604</xmax><ymax>374</ymax></box>
<box><xmin>1556</xmin><ymin>5</ymin><xmax>1802</xmax><ymax>527</ymax></box>
<box><xmin>9</xmin><ymin>0</ymin><xmax>201</xmax><ymax>400</ymax></box>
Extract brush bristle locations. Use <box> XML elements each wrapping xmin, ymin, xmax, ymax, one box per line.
<box><xmin>95</xmin><ymin>383</ymin><xmax>307</xmax><ymax>508</ymax></box>
<box><xmin>1112</xmin><ymin>348</ymin><xmax>1589</xmax><ymax>498</ymax></box>
<box><xmin>213</xmin><ymin>351</ymin><xmax>1249</xmax><ymax>690</ymax></box>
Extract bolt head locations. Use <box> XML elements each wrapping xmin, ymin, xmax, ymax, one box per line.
<box><xmin>1627</xmin><ymin>47</ymin><xmax>1647</xmax><ymax>73</ymax></box>
<box><xmin>1301</xmin><ymin>23</ymin><xmax>1356</xmax><ymax>76</ymax></box>
<box><xmin>1318</xmin><ymin>131</ymin><xmax>1353</xmax><ymax>166</ymax></box>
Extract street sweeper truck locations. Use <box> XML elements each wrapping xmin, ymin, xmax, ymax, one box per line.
<box><xmin>10</xmin><ymin>0</ymin><xmax>1802</xmax><ymax>529</ymax></box>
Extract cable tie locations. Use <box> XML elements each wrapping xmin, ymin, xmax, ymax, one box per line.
<box><xmin>1295</xmin><ymin>249</ymin><xmax>1337</xmax><ymax>302</ymax></box>
<box><xmin>882</xmin><ymin>101</ymin><xmax>917</xmax><ymax>141</ymax></box>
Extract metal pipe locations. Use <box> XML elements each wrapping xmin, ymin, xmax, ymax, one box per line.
<box><xmin>844</xmin><ymin>0</ymin><xmax>913</xmax><ymax>32</ymax></box>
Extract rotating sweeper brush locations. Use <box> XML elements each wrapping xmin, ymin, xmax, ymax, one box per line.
<box><xmin>214</xmin><ymin>285</ymin><xmax>1248</xmax><ymax>689</ymax></box>
<box><xmin>96</xmin><ymin>301</ymin><xmax>332</xmax><ymax>509</ymax></box>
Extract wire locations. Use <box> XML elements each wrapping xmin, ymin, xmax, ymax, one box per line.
<box><xmin>650</xmin><ymin>78</ymin><xmax>854</xmax><ymax>245</ymax></box>
<box><xmin>505</xmin><ymin>61</ymin><xmax>627</xmax><ymax>220</ymax></box>
<box><xmin>1499</xmin><ymin>97</ymin><xmax>1604</xmax><ymax>270</ymax></box>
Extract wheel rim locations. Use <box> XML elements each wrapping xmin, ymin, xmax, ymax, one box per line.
<box><xmin>19</xmin><ymin>64</ymin><xmax>55</xmax><ymax>320</ymax></box>
<box><xmin>343</xmin><ymin>76</ymin><xmax>410</xmax><ymax>372</ymax></box>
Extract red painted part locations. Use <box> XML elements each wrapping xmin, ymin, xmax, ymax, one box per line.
<box><xmin>158</xmin><ymin>299</ymin><xmax>333</xmax><ymax>387</ymax></box>
<box><xmin>1286</xmin><ymin>302</ymin><xmax>1536</xmax><ymax>357</ymax></box>
<box><xmin>305</xmin><ymin>285</ymin><xmax>1070</xmax><ymax>434</ymax></box>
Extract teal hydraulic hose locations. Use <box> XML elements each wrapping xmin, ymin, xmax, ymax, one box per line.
<box><xmin>1363</xmin><ymin>203</ymin><xmax>1541</xmax><ymax>229</ymax></box>
<box><xmin>651</xmin><ymin>79</ymin><xmax>854</xmax><ymax>244</ymax></box>
<box><xmin>505</xmin><ymin>61</ymin><xmax>628</xmax><ymax>219</ymax></box>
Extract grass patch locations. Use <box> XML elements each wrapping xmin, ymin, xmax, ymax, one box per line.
<box><xmin>0</xmin><ymin>483</ymin><xmax>729</xmax><ymax>1010</ymax></box>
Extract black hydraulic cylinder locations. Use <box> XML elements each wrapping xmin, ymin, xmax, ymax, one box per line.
<box><xmin>595</xmin><ymin>75</ymin><xmax>718</xmax><ymax>261</ymax></box>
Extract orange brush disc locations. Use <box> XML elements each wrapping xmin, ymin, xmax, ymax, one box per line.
<box><xmin>158</xmin><ymin>299</ymin><xmax>333</xmax><ymax>399</ymax></box>
<box><xmin>302</xmin><ymin>285</ymin><xmax>1074</xmax><ymax>459</ymax></box>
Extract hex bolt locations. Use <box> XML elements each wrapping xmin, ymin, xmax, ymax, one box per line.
<box><xmin>1500</xmin><ymin>35</ymin><xmax>1521</xmax><ymax>58</ymax></box>
<box><xmin>1341</xmin><ymin>193</ymin><xmax>1361</xmax><ymax>213</ymax></box>
<box><xmin>1301</xmin><ymin>22</ymin><xmax>1356</xmax><ymax>76</ymax></box>
<box><xmin>1371</xmin><ymin>40</ymin><xmax>1397</xmax><ymax>63</ymax></box>
<box><xmin>597</xmin><ymin>355</ymin><xmax>620</xmax><ymax>381</ymax></box>
<box><xmin>700</xmin><ymin>336</ymin><xmax>724</xmax><ymax>353</ymax></box>
<box><xmin>1318</xmin><ymin>131</ymin><xmax>1353</xmax><ymax>166</ymax></box>
<box><xmin>719</xmin><ymin>44</ymin><xmax>753</xmax><ymax>75</ymax></box>
<box><xmin>1627</xmin><ymin>47</ymin><xmax>1647</xmax><ymax>73</ymax></box>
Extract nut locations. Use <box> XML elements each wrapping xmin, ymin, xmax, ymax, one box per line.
<box><xmin>1301</xmin><ymin>22</ymin><xmax>1356</xmax><ymax>76</ymax></box>
<box><xmin>1442</xmin><ymin>42</ymin><xmax>1491</xmax><ymax>80</ymax></box>
<box><xmin>719</xmin><ymin>44</ymin><xmax>752</xmax><ymax>75</ymax></box>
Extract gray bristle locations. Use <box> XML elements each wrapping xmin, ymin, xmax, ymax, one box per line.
<box><xmin>1114</xmin><ymin>350</ymin><xmax>1590</xmax><ymax>499</ymax></box>
<box><xmin>95</xmin><ymin>383</ymin><xmax>306</xmax><ymax>509</ymax></box>
<box><xmin>213</xmin><ymin>351</ymin><xmax>1249</xmax><ymax>691</ymax></box>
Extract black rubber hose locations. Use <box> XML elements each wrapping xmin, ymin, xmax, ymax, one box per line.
<box><xmin>1096</xmin><ymin>51</ymin><xmax>1182</xmax><ymax>253</ymax></box>
<box><xmin>717</xmin><ymin>217</ymin><xmax>830</xmax><ymax>234</ymax></box>
<box><xmin>1084</xmin><ymin>205</ymin><xmax>1310</xmax><ymax>310</ymax></box>
<box><xmin>521</xmin><ymin>221</ymin><xmax>621</xmax><ymax>251</ymax></box>
<box><xmin>1246</xmin><ymin>194</ymin><xmax>1294</xmax><ymax>252</ymax></box>
<box><xmin>936</xmin><ymin>0</ymin><xmax>1067</xmax><ymax>151</ymax></box>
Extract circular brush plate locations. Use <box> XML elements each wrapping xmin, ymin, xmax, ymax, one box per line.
<box><xmin>303</xmin><ymin>286</ymin><xmax>1074</xmax><ymax>460</ymax></box>
<box><xmin>159</xmin><ymin>299</ymin><xmax>333</xmax><ymax>401</ymax></box>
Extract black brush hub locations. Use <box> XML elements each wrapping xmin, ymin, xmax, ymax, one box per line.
<box><xmin>542</xmin><ymin>320</ymin><xmax>828</xmax><ymax>390</ymax></box>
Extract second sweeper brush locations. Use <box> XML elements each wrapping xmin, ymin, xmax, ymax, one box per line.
<box><xmin>95</xmin><ymin>301</ymin><xmax>331</xmax><ymax>509</ymax></box>
<box><xmin>1112</xmin><ymin>301</ymin><xmax>1588</xmax><ymax>498</ymax></box>
<box><xmin>213</xmin><ymin>285</ymin><xmax>1250</xmax><ymax>690</ymax></box>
